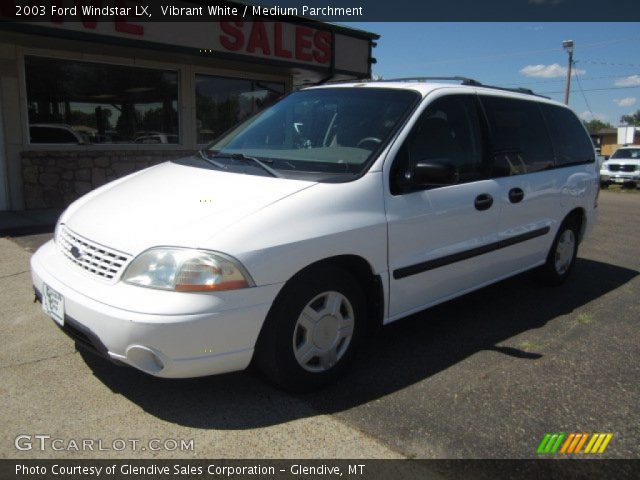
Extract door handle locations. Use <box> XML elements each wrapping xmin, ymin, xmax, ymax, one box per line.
<box><xmin>508</xmin><ymin>187</ymin><xmax>525</xmax><ymax>204</ymax></box>
<box><xmin>474</xmin><ymin>193</ymin><xmax>493</xmax><ymax>211</ymax></box>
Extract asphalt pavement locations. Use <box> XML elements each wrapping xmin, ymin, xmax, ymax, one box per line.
<box><xmin>1</xmin><ymin>191</ymin><xmax>638</xmax><ymax>461</ymax></box>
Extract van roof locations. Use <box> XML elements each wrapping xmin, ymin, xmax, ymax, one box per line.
<box><xmin>306</xmin><ymin>78</ymin><xmax>564</xmax><ymax>106</ymax></box>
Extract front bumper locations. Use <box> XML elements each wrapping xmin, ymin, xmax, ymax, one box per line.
<box><xmin>31</xmin><ymin>240</ymin><xmax>283</xmax><ymax>378</ymax></box>
<box><xmin>600</xmin><ymin>173</ymin><xmax>640</xmax><ymax>184</ymax></box>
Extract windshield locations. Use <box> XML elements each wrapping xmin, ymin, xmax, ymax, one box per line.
<box><xmin>205</xmin><ymin>87</ymin><xmax>419</xmax><ymax>178</ymax></box>
<box><xmin>611</xmin><ymin>148</ymin><xmax>640</xmax><ymax>159</ymax></box>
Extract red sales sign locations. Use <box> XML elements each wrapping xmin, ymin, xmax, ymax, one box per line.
<box><xmin>219</xmin><ymin>21</ymin><xmax>331</xmax><ymax>65</ymax></box>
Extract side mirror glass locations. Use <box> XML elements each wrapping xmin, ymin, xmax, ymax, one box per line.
<box><xmin>412</xmin><ymin>160</ymin><xmax>458</xmax><ymax>186</ymax></box>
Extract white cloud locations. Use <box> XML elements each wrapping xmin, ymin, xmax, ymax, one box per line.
<box><xmin>519</xmin><ymin>63</ymin><xmax>586</xmax><ymax>78</ymax></box>
<box><xmin>614</xmin><ymin>75</ymin><xmax>640</xmax><ymax>87</ymax></box>
<box><xmin>614</xmin><ymin>97</ymin><xmax>636</xmax><ymax>107</ymax></box>
<box><xmin>579</xmin><ymin>111</ymin><xmax>609</xmax><ymax>122</ymax></box>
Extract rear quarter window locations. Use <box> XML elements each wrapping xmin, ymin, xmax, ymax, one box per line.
<box><xmin>540</xmin><ymin>104</ymin><xmax>595</xmax><ymax>166</ymax></box>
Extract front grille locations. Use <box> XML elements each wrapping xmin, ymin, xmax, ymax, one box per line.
<box><xmin>608</xmin><ymin>164</ymin><xmax>621</xmax><ymax>172</ymax></box>
<box><xmin>58</xmin><ymin>225</ymin><xmax>132</xmax><ymax>281</ymax></box>
<box><xmin>621</xmin><ymin>165</ymin><xmax>637</xmax><ymax>172</ymax></box>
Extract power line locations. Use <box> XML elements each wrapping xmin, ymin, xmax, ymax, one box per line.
<box><xmin>503</xmin><ymin>73</ymin><xmax>640</xmax><ymax>87</ymax></box>
<box><xmin>573</xmin><ymin>61</ymin><xmax>594</xmax><ymax>119</ymax></box>
<box><xmin>538</xmin><ymin>85</ymin><xmax>640</xmax><ymax>94</ymax></box>
<box><xmin>576</xmin><ymin>35</ymin><xmax>640</xmax><ymax>51</ymax></box>
<box><xmin>418</xmin><ymin>36</ymin><xmax>640</xmax><ymax>68</ymax></box>
<box><xmin>581</xmin><ymin>59</ymin><xmax>640</xmax><ymax>68</ymax></box>
<box><xmin>421</xmin><ymin>47</ymin><xmax>562</xmax><ymax>67</ymax></box>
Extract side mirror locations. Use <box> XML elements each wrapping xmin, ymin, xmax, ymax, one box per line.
<box><xmin>412</xmin><ymin>160</ymin><xmax>458</xmax><ymax>186</ymax></box>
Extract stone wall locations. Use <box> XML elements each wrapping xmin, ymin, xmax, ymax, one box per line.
<box><xmin>21</xmin><ymin>150</ymin><xmax>195</xmax><ymax>209</ymax></box>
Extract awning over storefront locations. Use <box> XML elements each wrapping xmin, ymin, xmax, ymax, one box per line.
<box><xmin>3</xmin><ymin>0</ymin><xmax>378</xmax><ymax>85</ymax></box>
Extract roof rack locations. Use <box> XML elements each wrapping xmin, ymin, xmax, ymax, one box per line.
<box><xmin>320</xmin><ymin>76</ymin><xmax>548</xmax><ymax>98</ymax></box>
<box><xmin>473</xmin><ymin>84</ymin><xmax>544</xmax><ymax>97</ymax></box>
<box><xmin>380</xmin><ymin>77</ymin><xmax>548</xmax><ymax>98</ymax></box>
<box><xmin>379</xmin><ymin>76</ymin><xmax>481</xmax><ymax>86</ymax></box>
<box><xmin>321</xmin><ymin>76</ymin><xmax>479</xmax><ymax>85</ymax></box>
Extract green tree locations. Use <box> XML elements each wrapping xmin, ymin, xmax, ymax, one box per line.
<box><xmin>620</xmin><ymin>110</ymin><xmax>640</xmax><ymax>126</ymax></box>
<box><xmin>69</xmin><ymin>108</ymin><xmax>112</xmax><ymax>131</ymax></box>
<box><xmin>583</xmin><ymin>119</ymin><xmax>613</xmax><ymax>133</ymax></box>
<box><xmin>140</xmin><ymin>106</ymin><xmax>178</xmax><ymax>133</ymax></box>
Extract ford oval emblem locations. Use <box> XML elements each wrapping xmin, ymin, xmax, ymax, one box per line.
<box><xmin>70</xmin><ymin>246</ymin><xmax>83</xmax><ymax>260</ymax></box>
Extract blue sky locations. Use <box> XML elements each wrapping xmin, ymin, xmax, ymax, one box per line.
<box><xmin>348</xmin><ymin>22</ymin><xmax>640</xmax><ymax>126</ymax></box>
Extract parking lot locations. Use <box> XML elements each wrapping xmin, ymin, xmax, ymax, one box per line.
<box><xmin>1</xmin><ymin>190</ymin><xmax>638</xmax><ymax>460</ymax></box>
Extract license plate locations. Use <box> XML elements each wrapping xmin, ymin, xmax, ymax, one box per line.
<box><xmin>42</xmin><ymin>283</ymin><xmax>64</xmax><ymax>326</ymax></box>
<box><xmin>614</xmin><ymin>177</ymin><xmax>625</xmax><ymax>183</ymax></box>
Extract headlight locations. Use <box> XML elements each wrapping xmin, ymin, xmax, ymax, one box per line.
<box><xmin>122</xmin><ymin>248</ymin><xmax>255</xmax><ymax>292</ymax></box>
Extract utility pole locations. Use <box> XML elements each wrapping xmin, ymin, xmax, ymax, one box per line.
<box><xmin>562</xmin><ymin>40</ymin><xmax>574</xmax><ymax>105</ymax></box>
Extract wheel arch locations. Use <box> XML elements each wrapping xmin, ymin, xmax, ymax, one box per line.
<box><xmin>259</xmin><ymin>254</ymin><xmax>385</xmax><ymax>340</ymax></box>
<box><xmin>564</xmin><ymin>207</ymin><xmax>587</xmax><ymax>242</ymax></box>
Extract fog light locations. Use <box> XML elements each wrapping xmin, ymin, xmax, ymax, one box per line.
<box><xmin>125</xmin><ymin>345</ymin><xmax>165</xmax><ymax>374</ymax></box>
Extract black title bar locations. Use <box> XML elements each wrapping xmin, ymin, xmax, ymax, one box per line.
<box><xmin>1</xmin><ymin>0</ymin><xmax>640</xmax><ymax>22</ymax></box>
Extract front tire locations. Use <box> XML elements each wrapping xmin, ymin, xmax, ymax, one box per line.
<box><xmin>537</xmin><ymin>218</ymin><xmax>579</xmax><ymax>286</ymax></box>
<box><xmin>254</xmin><ymin>266</ymin><xmax>366</xmax><ymax>391</ymax></box>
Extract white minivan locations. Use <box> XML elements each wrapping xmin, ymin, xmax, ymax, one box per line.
<box><xmin>31</xmin><ymin>79</ymin><xmax>598</xmax><ymax>390</ymax></box>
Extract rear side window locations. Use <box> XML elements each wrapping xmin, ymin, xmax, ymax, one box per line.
<box><xmin>480</xmin><ymin>96</ymin><xmax>554</xmax><ymax>176</ymax></box>
<box><xmin>541</xmin><ymin>104</ymin><xmax>595</xmax><ymax>166</ymax></box>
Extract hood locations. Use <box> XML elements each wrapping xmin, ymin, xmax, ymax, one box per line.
<box><xmin>64</xmin><ymin>161</ymin><xmax>315</xmax><ymax>254</ymax></box>
<box><xmin>604</xmin><ymin>158</ymin><xmax>640</xmax><ymax>165</ymax></box>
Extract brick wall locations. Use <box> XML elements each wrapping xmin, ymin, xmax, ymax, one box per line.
<box><xmin>21</xmin><ymin>150</ymin><xmax>195</xmax><ymax>209</ymax></box>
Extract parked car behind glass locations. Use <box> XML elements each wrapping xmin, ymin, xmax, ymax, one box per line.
<box><xmin>29</xmin><ymin>124</ymin><xmax>88</xmax><ymax>144</ymax></box>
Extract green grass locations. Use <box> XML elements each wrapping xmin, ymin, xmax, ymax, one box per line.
<box><xmin>603</xmin><ymin>184</ymin><xmax>640</xmax><ymax>194</ymax></box>
<box><xmin>517</xmin><ymin>341</ymin><xmax>542</xmax><ymax>351</ymax></box>
<box><xmin>577</xmin><ymin>313</ymin><xmax>594</xmax><ymax>324</ymax></box>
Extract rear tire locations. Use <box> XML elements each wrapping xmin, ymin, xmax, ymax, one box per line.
<box><xmin>254</xmin><ymin>265</ymin><xmax>366</xmax><ymax>392</ymax></box>
<box><xmin>536</xmin><ymin>218</ymin><xmax>579</xmax><ymax>286</ymax></box>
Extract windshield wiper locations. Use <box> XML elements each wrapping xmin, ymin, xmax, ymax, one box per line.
<box><xmin>198</xmin><ymin>149</ymin><xmax>228</xmax><ymax>170</ymax></box>
<box><xmin>215</xmin><ymin>152</ymin><xmax>283</xmax><ymax>178</ymax></box>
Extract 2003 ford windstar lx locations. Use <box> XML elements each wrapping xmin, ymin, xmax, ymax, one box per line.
<box><xmin>31</xmin><ymin>78</ymin><xmax>598</xmax><ymax>390</ymax></box>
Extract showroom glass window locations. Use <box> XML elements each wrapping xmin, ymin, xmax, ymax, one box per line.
<box><xmin>25</xmin><ymin>56</ymin><xmax>179</xmax><ymax>144</ymax></box>
<box><xmin>195</xmin><ymin>75</ymin><xmax>284</xmax><ymax>144</ymax></box>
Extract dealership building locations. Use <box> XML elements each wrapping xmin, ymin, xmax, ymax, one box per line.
<box><xmin>0</xmin><ymin>12</ymin><xmax>377</xmax><ymax>211</ymax></box>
